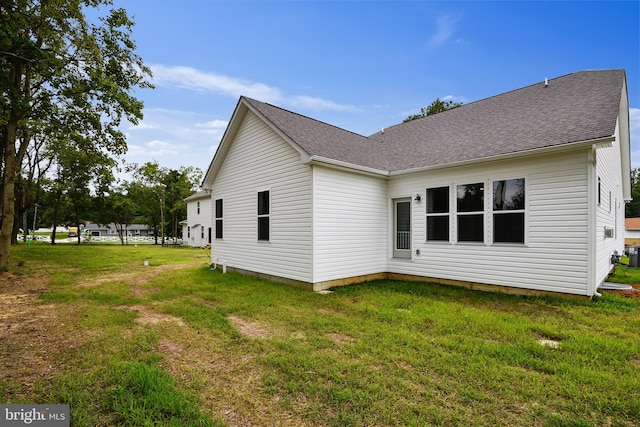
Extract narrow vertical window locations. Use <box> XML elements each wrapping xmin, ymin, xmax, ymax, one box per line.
<box><xmin>598</xmin><ymin>177</ymin><xmax>601</xmax><ymax>205</ymax></box>
<box><xmin>457</xmin><ymin>183</ymin><xmax>484</xmax><ymax>242</ymax></box>
<box><xmin>197</xmin><ymin>201</ymin><xmax>200</xmax><ymax>215</ymax></box>
<box><xmin>258</xmin><ymin>190</ymin><xmax>270</xmax><ymax>241</ymax></box>
<box><xmin>215</xmin><ymin>199</ymin><xmax>223</xmax><ymax>239</ymax></box>
<box><xmin>187</xmin><ymin>226</ymin><xmax>190</xmax><ymax>238</ymax></box>
<box><xmin>493</xmin><ymin>178</ymin><xmax>525</xmax><ymax>243</ymax></box>
<box><xmin>426</xmin><ymin>186</ymin><xmax>449</xmax><ymax>241</ymax></box>
<box><xmin>201</xmin><ymin>225</ymin><xmax>204</xmax><ymax>239</ymax></box>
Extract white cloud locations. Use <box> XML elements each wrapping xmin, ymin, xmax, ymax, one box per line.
<box><xmin>150</xmin><ymin>64</ymin><xmax>359</xmax><ymax>112</ymax></box>
<box><xmin>151</xmin><ymin>64</ymin><xmax>283</xmax><ymax>102</ymax></box>
<box><xmin>427</xmin><ymin>14</ymin><xmax>461</xmax><ymax>47</ymax></box>
<box><xmin>289</xmin><ymin>95</ymin><xmax>361</xmax><ymax>112</ymax></box>
<box><xmin>196</xmin><ymin>119</ymin><xmax>228</xmax><ymax>129</ymax></box>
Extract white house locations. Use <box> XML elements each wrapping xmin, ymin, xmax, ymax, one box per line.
<box><xmin>202</xmin><ymin>70</ymin><xmax>631</xmax><ymax>297</ymax></box>
<box><xmin>181</xmin><ymin>190</ymin><xmax>213</xmax><ymax>247</ymax></box>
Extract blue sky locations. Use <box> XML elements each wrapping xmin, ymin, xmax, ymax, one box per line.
<box><xmin>114</xmin><ymin>0</ymin><xmax>640</xmax><ymax>175</ymax></box>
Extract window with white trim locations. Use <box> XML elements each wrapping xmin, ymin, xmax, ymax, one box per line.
<box><xmin>258</xmin><ymin>190</ymin><xmax>270</xmax><ymax>241</ymax></box>
<box><xmin>197</xmin><ymin>201</ymin><xmax>200</xmax><ymax>215</ymax></box>
<box><xmin>426</xmin><ymin>186</ymin><xmax>449</xmax><ymax>241</ymax></box>
<box><xmin>457</xmin><ymin>183</ymin><xmax>484</xmax><ymax>242</ymax></box>
<box><xmin>201</xmin><ymin>225</ymin><xmax>204</xmax><ymax>239</ymax></box>
<box><xmin>187</xmin><ymin>226</ymin><xmax>190</xmax><ymax>238</ymax></box>
<box><xmin>493</xmin><ymin>178</ymin><xmax>525</xmax><ymax>244</ymax></box>
<box><xmin>215</xmin><ymin>199</ymin><xmax>223</xmax><ymax>239</ymax></box>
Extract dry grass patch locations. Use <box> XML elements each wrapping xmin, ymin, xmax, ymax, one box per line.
<box><xmin>118</xmin><ymin>305</ymin><xmax>186</xmax><ymax>326</ymax></box>
<box><xmin>152</xmin><ymin>321</ymin><xmax>303</xmax><ymax>427</ymax></box>
<box><xmin>227</xmin><ymin>315</ymin><xmax>275</xmax><ymax>339</ymax></box>
<box><xmin>75</xmin><ymin>262</ymin><xmax>202</xmax><ymax>288</ymax></box>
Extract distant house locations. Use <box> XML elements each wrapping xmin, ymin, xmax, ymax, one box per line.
<box><xmin>181</xmin><ymin>190</ymin><xmax>212</xmax><ymax>247</ymax></box>
<box><xmin>85</xmin><ymin>223</ymin><xmax>151</xmax><ymax>237</ymax></box>
<box><xmin>625</xmin><ymin>218</ymin><xmax>640</xmax><ymax>247</ymax></box>
<box><xmin>202</xmin><ymin>70</ymin><xmax>631</xmax><ymax>297</ymax></box>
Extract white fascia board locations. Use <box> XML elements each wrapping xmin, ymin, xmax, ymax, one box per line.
<box><xmin>389</xmin><ymin>136</ymin><xmax>615</xmax><ymax>177</ymax></box>
<box><xmin>306</xmin><ymin>156</ymin><xmax>389</xmax><ymax>177</ymax></box>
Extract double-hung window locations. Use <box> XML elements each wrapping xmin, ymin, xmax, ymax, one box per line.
<box><xmin>457</xmin><ymin>183</ymin><xmax>484</xmax><ymax>242</ymax></box>
<box><xmin>493</xmin><ymin>178</ymin><xmax>525</xmax><ymax>243</ymax></box>
<box><xmin>215</xmin><ymin>199</ymin><xmax>223</xmax><ymax>239</ymax></box>
<box><xmin>426</xmin><ymin>186</ymin><xmax>449</xmax><ymax>241</ymax></box>
<box><xmin>258</xmin><ymin>190</ymin><xmax>270</xmax><ymax>241</ymax></box>
<box><xmin>197</xmin><ymin>201</ymin><xmax>200</xmax><ymax>215</ymax></box>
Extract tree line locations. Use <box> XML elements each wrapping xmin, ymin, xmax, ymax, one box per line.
<box><xmin>18</xmin><ymin>158</ymin><xmax>201</xmax><ymax>246</ymax></box>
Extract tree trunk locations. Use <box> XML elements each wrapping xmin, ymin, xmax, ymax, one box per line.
<box><xmin>50</xmin><ymin>190</ymin><xmax>62</xmax><ymax>245</ymax></box>
<box><xmin>0</xmin><ymin>121</ymin><xmax>18</xmax><ymax>270</ymax></box>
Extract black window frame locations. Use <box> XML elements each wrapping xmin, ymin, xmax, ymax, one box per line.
<box><xmin>492</xmin><ymin>178</ymin><xmax>525</xmax><ymax>244</ymax></box>
<box><xmin>215</xmin><ymin>198</ymin><xmax>223</xmax><ymax>239</ymax></box>
<box><xmin>457</xmin><ymin>182</ymin><xmax>484</xmax><ymax>243</ymax></box>
<box><xmin>426</xmin><ymin>186</ymin><xmax>450</xmax><ymax>242</ymax></box>
<box><xmin>257</xmin><ymin>190</ymin><xmax>270</xmax><ymax>241</ymax></box>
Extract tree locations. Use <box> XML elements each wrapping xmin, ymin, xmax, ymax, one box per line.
<box><xmin>403</xmin><ymin>98</ymin><xmax>463</xmax><ymax>122</ymax></box>
<box><xmin>626</xmin><ymin>168</ymin><xmax>640</xmax><ymax>218</ymax></box>
<box><xmin>94</xmin><ymin>184</ymin><xmax>136</xmax><ymax>245</ymax></box>
<box><xmin>0</xmin><ymin>1</ymin><xmax>152</xmax><ymax>269</ymax></box>
<box><xmin>130</xmin><ymin>162</ymin><xmax>168</xmax><ymax>245</ymax></box>
<box><xmin>163</xmin><ymin>166</ymin><xmax>202</xmax><ymax>242</ymax></box>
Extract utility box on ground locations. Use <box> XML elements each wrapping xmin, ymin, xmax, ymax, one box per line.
<box><xmin>629</xmin><ymin>246</ymin><xmax>640</xmax><ymax>268</ymax></box>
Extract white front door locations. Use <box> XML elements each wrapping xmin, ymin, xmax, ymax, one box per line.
<box><xmin>393</xmin><ymin>198</ymin><xmax>411</xmax><ymax>259</ymax></box>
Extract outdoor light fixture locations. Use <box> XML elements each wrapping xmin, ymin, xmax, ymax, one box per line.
<box><xmin>414</xmin><ymin>193</ymin><xmax>421</xmax><ymax>202</ymax></box>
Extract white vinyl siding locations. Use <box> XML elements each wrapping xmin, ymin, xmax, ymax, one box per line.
<box><xmin>182</xmin><ymin>193</ymin><xmax>212</xmax><ymax>247</ymax></box>
<box><xmin>313</xmin><ymin>166</ymin><xmax>388</xmax><ymax>284</ymax></box>
<box><xmin>594</xmin><ymin>117</ymin><xmax>626</xmax><ymax>288</ymax></box>
<box><xmin>210</xmin><ymin>111</ymin><xmax>313</xmax><ymax>282</ymax></box>
<box><xmin>388</xmin><ymin>150</ymin><xmax>591</xmax><ymax>295</ymax></box>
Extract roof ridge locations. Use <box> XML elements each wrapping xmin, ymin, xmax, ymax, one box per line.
<box><xmin>371</xmin><ymin>69</ymin><xmax>625</xmax><ymax>137</ymax></box>
<box><xmin>242</xmin><ymin>96</ymin><xmax>370</xmax><ymax>140</ymax></box>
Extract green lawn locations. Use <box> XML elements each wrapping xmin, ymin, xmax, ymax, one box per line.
<box><xmin>1</xmin><ymin>243</ymin><xmax>639</xmax><ymax>426</ymax></box>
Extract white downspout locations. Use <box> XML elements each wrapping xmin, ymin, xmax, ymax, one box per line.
<box><xmin>587</xmin><ymin>146</ymin><xmax>598</xmax><ymax>297</ymax></box>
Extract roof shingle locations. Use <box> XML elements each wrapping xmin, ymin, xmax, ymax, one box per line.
<box><xmin>243</xmin><ymin>70</ymin><xmax>625</xmax><ymax>173</ymax></box>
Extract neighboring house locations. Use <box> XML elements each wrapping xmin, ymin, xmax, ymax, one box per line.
<box><xmin>624</xmin><ymin>218</ymin><xmax>640</xmax><ymax>247</ymax></box>
<box><xmin>85</xmin><ymin>223</ymin><xmax>152</xmax><ymax>237</ymax></box>
<box><xmin>202</xmin><ymin>70</ymin><xmax>631</xmax><ymax>297</ymax></box>
<box><xmin>181</xmin><ymin>190</ymin><xmax>213</xmax><ymax>247</ymax></box>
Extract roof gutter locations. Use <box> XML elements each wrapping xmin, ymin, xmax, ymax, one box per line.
<box><xmin>389</xmin><ymin>136</ymin><xmax>615</xmax><ymax>176</ymax></box>
<box><xmin>306</xmin><ymin>156</ymin><xmax>390</xmax><ymax>177</ymax></box>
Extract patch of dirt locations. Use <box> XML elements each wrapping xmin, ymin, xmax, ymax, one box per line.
<box><xmin>327</xmin><ymin>332</ymin><xmax>353</xmax><ymax>345</ymax></box>
<box><xmin>0</xmin><ymin>272</ymin><xmax>79</xmax><ymax>401</ymax></box>
<box><xmin>118</xmin><ymin>305</ymin><xmax>185</xmax><ymax>326</ymax></box>
<box><xmin>75</xmin><ymin>262</ymin><xmax>203</xmax><ymax>287</ymax></box>
<box><xmin>227</xmin><ymin>315</ymin><xmax>274</xmax><ymax>339</ymax></box>
<box><xmin>133</xmin><ymin>286</ymin><xmax>161</xmax><ymax>296</ymax></box>
<box><xmin>603</xmin><ymin>283</ymin><xmax>640</xmax><ymax>302</ymax></box>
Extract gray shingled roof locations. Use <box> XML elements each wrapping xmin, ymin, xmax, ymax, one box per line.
<box><xmin>244</xmin><ymin>97</ymin><xmax>389</xmax><ymax>170</ymax></box>
<box><xmin>243</xmin><ymin>70</ymin><xmax>625</xmax><ymax>173</ymax></box>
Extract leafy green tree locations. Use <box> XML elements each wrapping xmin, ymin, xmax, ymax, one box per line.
<box><xmin>130</xmin><ymin>162</ymin><xmax>168</xmax><ymax>245</ymax></box>
<box><xmin>163</xmin><ymin>166</ymin><xmax>202</xmax><ymax>242</ymax></box>
<box><xmin>626</xmin><ymin>168</ymin><xmax>640</xmax><ymax>218</ymax></box>
<box><xmin>0</xmin><ymin>0</ymin><xmax>151</xmax><ymax>269</ymax></box>
<box><xmin>403</xmin><ymin>98</ymin><xmax>463</xmax><ymax>122</ymax></box>
<box><xmin>94</xmin><ymin>184</ymin><xmax>136</xmax><ymax>245</ymax></box>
